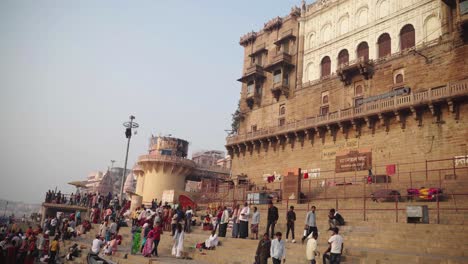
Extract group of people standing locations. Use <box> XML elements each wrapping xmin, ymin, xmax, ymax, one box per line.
<box><xmin>0</xmin><ymin>221</ymin><xmax>61</xmax><ymax>264</ymax></box>
<box><xmin>130</xmin><ymin>202</ymin><xmax>192</xmax><ymax>259</ymax></box>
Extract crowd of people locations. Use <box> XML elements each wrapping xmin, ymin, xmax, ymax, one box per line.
<box><xmin>129</xmin><ymin>201</ymin><xmax>196</xmax><ymax>259</ymax></box>
<box><xmin>0</xmin><ymin>213</ymin><xmax>86</xmax><ymax>264</ymax></box>
<box><xmin>45</xmin><ymin>190</ymin><xmax>126</xmax><ymax>212</ymax></box>
<box><xmin>194</xmin><ymin>201</ymin><xmax>345</xmax><ymax>264</ymax></box>
<box><xmin>9</xmin><ymin>189</ymin><xmax>347</xmax><ymax>263</ymax></box>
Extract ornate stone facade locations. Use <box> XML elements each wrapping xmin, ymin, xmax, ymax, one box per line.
<box><xmin>227</xmin><ymin>1</ymin><xmax>468</xmax><ymax>186</ymax></box>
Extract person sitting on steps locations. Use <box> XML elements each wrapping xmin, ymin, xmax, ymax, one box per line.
<box><xmin>328</xmin><ymin>209</ymin><xmax>345</xmax><ymax>230</ymax></box>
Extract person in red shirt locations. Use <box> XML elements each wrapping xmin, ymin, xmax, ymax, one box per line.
<box><xmin>152</xmin><ymin>222</ymin><xmax>163</xmax><ymax>257</ymax></box>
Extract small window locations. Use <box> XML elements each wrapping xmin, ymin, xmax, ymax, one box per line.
<box><xmin>321</xmin><ymin>91</ymin><xmax>330</xmax><ymax>105</ymax></box>
<box><xmin>283</xmin><ymin>41</ymin><xmax>290</xmax><ymax>54</ymax></box>
<box><xmin>283</xmin><ymin>73</ymin><xmax>289</xmax><ymax>85</ymax></box>
<box><xmin>355</xmin><ymin>85</ymin><xmax>363</xmax><ymax>96</ymax></box>
<box><xmin>322</xmin><ymin>95</ymin><xmax>329</xmax><ymax>104</ymax></box>
<box><xmin>320</xmin><ymin>56</ymin><xmax>331</xmax><ymax>77</ymax></box>
<box><xmin>279</xmin><ymin>104</ymin><xmax>286</xmax><ymax>115</ymax></box>
<box><xmin>320</xmin><ymin>106</ymin><xmax>329</xmax><ymax>116</ymax></box>
<box><xmin>247</xmin><ymin>81</ymin><xmax>254</xmax><ymax>95</ymax></box>
<box><xmin>273</xmin><ymin>69</ymin><xmax>282</xmax><ymax>84</ymax></box>
<box><xmin>258</xmin><ymin>54</ymin><xmax>263</xmax><ymax>66</ymax></box>
<box><xmin>279</xmin><ymin>118</ymin><xmax>286</xmax><ymax>126</ymax></box>
<box><xmin>395</xmin><ymin>74</ymin><xmax>404</xmax><ymax>84</ymax></box>
<box><xmin>251</xmin><ymin>125</ymin><xmax>257</xmax><ymax>132</ymax></box>
<box><xmin>255</xmin><ymin>83</ymin><xmax>262</xmax><ymax>95</ymax></box>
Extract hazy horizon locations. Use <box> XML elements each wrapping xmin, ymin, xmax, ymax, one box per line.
<box><xmin>0</xmin><ymin>0</ymin><xmax>302</xmax><ymax>203</ymax></box>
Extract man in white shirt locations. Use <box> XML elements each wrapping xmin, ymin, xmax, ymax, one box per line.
<box><xmin>323</xmin><ymin>227</ymin><xmax>344</xmax><ymax>264</ymax></box>
<box><xmin>91</xmin><ymin>235</ymin><xmax>104</xmax><ymax>254</ymax></box>
<box><xmin>306</xmin><ymin>232</ymin><xmax>319</xmax><ymax>264</ymax></box>
<box><xmin>250</xmin><ymin>206</ymin><xmax>260</xmax><ymax>240</ymax></box>
<box><xmin>218</xmin><ymin>206</ymin><xmax>230</xmax><ymax>237</ymax></box>
<box><xmin>239</xmin><ymin>202</ymin><xmax>250</xmax><ymax>239</ymax></box>
<box><xmin>203</xmin><ymin>230</ymin><xmax>219</xmax><ymax>249</ymax></box>
<box><xmin>270</xmin><ymin>232</ymin><xmax>286</xmax><ymax>264</ymax></box>
<box><xmin>302</xmin><ymin>206</ymin><xmax>318</xmax><ymax>244</ymax></box>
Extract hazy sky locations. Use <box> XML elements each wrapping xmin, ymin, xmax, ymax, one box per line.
<box><xmin>0</xmin><ymin>0</ymin><xmax>301</xmax><ymax>203</ymax></box>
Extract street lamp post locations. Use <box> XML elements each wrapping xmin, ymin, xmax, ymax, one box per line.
<box><xmin>119</xmin><ymin>115</ymin><xmax>139</xmax><ymax>200</ymax></box>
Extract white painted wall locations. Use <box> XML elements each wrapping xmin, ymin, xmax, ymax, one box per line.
<box><xmin>301</xmin><ymin>0</ymin><xmax>443</xmax><ymax>83</ymax></box>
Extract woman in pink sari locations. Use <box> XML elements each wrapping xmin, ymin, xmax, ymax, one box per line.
<box><xmin>142</xmin><ymin>228</ymin><xmax>155</xmax><ymax>257</ymax></box>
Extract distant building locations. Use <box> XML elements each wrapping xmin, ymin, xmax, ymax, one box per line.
<box><xmin>109</xmin><ymin>167</ymin><xmax>132</xmax><ymax>195</ymax></box>
<box><xmin>216</xmin><ymin>155</ymin><xmax>232</xmax><ymax>170</ymax></box>
<box><xmin>81</xmin><ymin>167</ymin><xmax>133</xmax><ymax>195</ymax></box>
<box><xmin>192</xmin><ymin>150</ymin><xmax>225</xmax><ymax>167</ymax></box>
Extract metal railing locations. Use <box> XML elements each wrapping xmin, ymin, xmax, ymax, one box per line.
<box><xmin>226</xmin><ymin>78</ymin><xmax>468</xmax><ymax>145</ymax></box>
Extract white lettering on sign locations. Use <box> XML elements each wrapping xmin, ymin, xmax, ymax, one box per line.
<box><xmin>455</xmin><ymin>155</ymin><xmax>468</xmax><ymax>167</ymax></box>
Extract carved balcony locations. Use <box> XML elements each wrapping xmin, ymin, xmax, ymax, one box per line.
<box><xmin>238</xmin><ymin>64</ymin><xmax>266</xmax><ymax>83</ymax></box>
<box><xmin>264</xmin><ymin>52</ymin><xmax>294</xmax><ymax>72</ymax></box>
<box><xmin>271</xmin><ymin>80</ymin><xmax>290</xmax><ymax>101</ymax></box>
<box><xmin>336</xmin><ymin>57</ymin><xmax>374</xmax><ymax>86</ymax></box>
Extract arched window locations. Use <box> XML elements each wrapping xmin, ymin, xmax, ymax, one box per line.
<box><xmin>320</xmin><ymin>56</ymin><xmax>331</xmax><ymax>78</ymax></box>
<box><xmin>355</xmin><ymin>85</ymin><xmax>363</xmax><ymax>96</ymax></box>
<box><xmin>338</xmin><ymin>49</ymin><xmax>349</xmax><ymax>66</ymax></box>
<box><xmin>279</xmin><ymin>105</ymin><xmax>286</xmax><ymax>115</ymax></box>
<box><xmin>377</xmin><ymin>33</ymin><xmax>391</xmax><ymax>58</ymax></box>
<box><xmin>357</xmin><ymin>42</ymin><xmax>369</xmax><ymax>61</ymax></box>
<box><xmin>400</xmin><ymin>24</ymin><xmax>415</xmax><ymax>50</ymax></box>
<box><xmin>322</xmin><ymin>95</ymin><xmax>329</xmax><ymax>104</ymax></box>
<box><xmin>395</xmin><ymin>74</ymin><xmax>404</xmax><ymax>84</ymax></box>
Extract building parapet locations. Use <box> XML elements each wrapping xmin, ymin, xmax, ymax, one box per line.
<box><xmin>137</xmin><ymin>154</ymin><xmax>196</xmax><ymax>168</ymax></box>
<box><xmin>226</xmin><ymin>79</ymin><xmax>468</xmax><ymax>146</ymax></box>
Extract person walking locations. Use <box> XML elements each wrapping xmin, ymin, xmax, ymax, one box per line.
<box><xmin>171</xmin><ymin>223</ymin><xmax>185</xmax><ymax>259</ymax></box>
<box><xmin>152</xmin><ymin>222</ymin><xmax>163</xmax><ymax>257</ymax></box>
<box><xmin>323</xmin><ymin>227</ymin><xmax>344</xmax><ymax>264</ymax></box>
<box><xmin>185</xmin><ymin>206</ymin><xmax>193</xmax><ymax>233</ymax></box>
<box><xmin>285</xmin><ymin>206</ymin><xmax>296</xmax><ymax>243</ymax></box>
<box><xmin>266</xmin><ymin>201</ymin><xmax>279</xmax><ymax>239</ymax></box>
<box><xmin>255</xmin><ymin>233</ymin><xmax>271</xmax><ymax>264</ymax></box>
<box><xmin>239</xmin><ymin>202</ymin><xmax>250</xmax><ymax>239</ymax></box>
<box><xmin>250</xmin><ymin>206</ymin><xmax>260</xmax><ymax>240</ymax></box>
<box><xmin>302</xmin><ymin>206</ymin><xmax>318</xmax><ymax>244</ymax></box>
<box><xmin>306</xmin><ymin>232</ymin><xmax>319</xmax><ymax>264</ymax></box>
<box><xmin>270</xmin><ymin>232</ymin><xmax>286</xmax><ymax>264</ymax></box>
<box><xmin>48</xmin><ymin>236</ymin><xmax>59</xmax><ymax>264</ymax></box>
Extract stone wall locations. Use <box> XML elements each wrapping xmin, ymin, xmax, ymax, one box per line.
<box><xmin>231</xmin><ymin>42</ymin><xmax>468</xmax><ymax>186</ymax></box>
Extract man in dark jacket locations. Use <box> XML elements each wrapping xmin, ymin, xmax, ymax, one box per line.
<box><xmin>286</xmin><ymin>205</ymin><xmax>296</xmax><ymax>243</ymax></box>
<box><xmin>255</xmin><ymin>233</ymin><xmax>271</xmax><ymax>264</ymax></box>
<box><xmin>266</xmin><ymin>201</ymin><xmax>278</xmax><ymax>239</ymax></box>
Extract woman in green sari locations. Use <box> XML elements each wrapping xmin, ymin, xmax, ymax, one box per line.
<box><xmin>131</xmin><ymin>225</ymin><xmax>142</xmax><ymax>255</ymax></box>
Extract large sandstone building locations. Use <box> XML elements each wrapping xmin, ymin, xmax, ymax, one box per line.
<box><xmin>226</xmin><ymin>0</ymin><xmax>468</xmax><ymax>189</ymax></box>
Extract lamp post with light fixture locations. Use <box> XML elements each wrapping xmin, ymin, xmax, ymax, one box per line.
<box><xmin>119</xmin><ymin>115</ymin><xmax>139</xmax><ymax>200</ymax></box>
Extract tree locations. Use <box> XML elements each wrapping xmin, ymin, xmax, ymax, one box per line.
<box><xmin>230</xmin><ymin>101</ymin><xmax>243</xmax><ymax>135</ymax></box>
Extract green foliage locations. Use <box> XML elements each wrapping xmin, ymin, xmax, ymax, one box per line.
<box><xmin>231</xmin><ymin>101</ymin><xmax>243</xmax><ymax>135</ymax></box>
